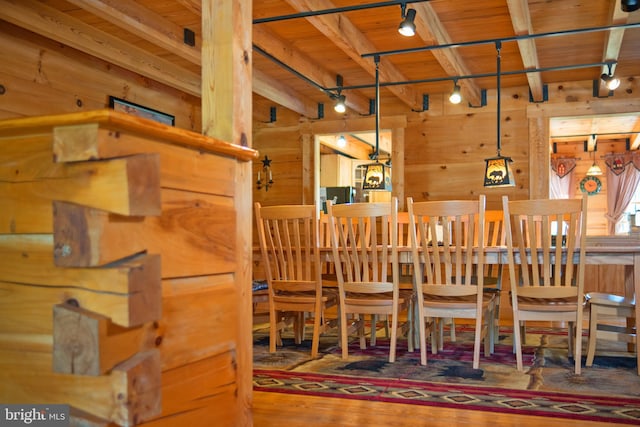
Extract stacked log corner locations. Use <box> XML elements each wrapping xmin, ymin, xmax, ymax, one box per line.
<box><xmin>0</xmin><ymin>110</ymin><xmax>257</xmax><ymax>426</ymax></box>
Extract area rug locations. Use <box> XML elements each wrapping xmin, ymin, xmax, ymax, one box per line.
<box><xmin>253</xmin><ymin>325</ymin><xmax>640</xmax><ymax>425</ymax></box>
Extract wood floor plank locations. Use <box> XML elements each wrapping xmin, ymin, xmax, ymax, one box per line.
<box><xmin>253</xmin><ymin>391</ymin><xmax>624</xmax><ymax>426</ymax></box>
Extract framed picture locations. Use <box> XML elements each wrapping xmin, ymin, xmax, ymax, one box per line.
<box><xmin>108</xmin><ymin>96</ymin><xmax>175</xmax><ymax>126</ymax></box>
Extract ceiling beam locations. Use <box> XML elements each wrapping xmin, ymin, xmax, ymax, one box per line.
<box><xmin>253</xmin><ymin>25</ymin><xmax>371</xmax><ymax>115</ymax></box>
<box><xmin>319</xmin><ymin>135</ymin><xmax>372</xmax><ymax>160</ymax></box>
<box><xmin>253</xmin><ymin>68</ymin><xmax>319</xmax><ymax>118</ymax></box>
<box><xmin>174</xmin><ymin>0</ymin><xmax>201</xmax><ymax>16</ymax></box>
<box><xmin>65</xmin><ymin>0</ymin><xmax>201</xmax><ymax>65</ymax></box>
<box><xmin>507</xmin><ymin>0</ymin><xmax>544</xmax><ymax>102</ymax></box>
<box><xmin>604</xmin><ymin>0</ymin><xmax>630</xmax><ymax>75</ymax></box>
<box><xmin>595</xmin><ymin>0</ymin><xmax>629</xmax><ymax>97</ymax></box>
<box><xmin>0</xmin><ymin>0</ymin><xmax>320</xmax><ymax>118</ymax></box>
<box><xmin>283</xmin><ymin>0</ymin><xmax>423</xmax><ymax>111</ymax></box>
<box><xmin>413</xmin><ymin>3</ymin><xmax>483</xmax><ymax>107</ymax></box>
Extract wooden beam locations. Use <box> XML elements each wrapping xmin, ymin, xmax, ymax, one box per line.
<box><xmin>507</xmin><ymin>0</ymin><xmax>545</xmax><ymax>102</ymax></box>
<box><xmin>65</xmin><ymin>0</ymin><xmax>201</xmax><ymax>65</ymax></box>
<box><xmin>253</xmin><ymin>68</ymin><xmax>320</xmax><ymax>118</ymax></box>
<box><xmin>201</xmin><ymin>1</ymin><xmax>253</xmax><ymax>425</ymax></box>
<box><xmin>0</xmin><ymin>0</ymin><xmax>319</xmax><ymax>118</ymax></box>
<box><xmin>253</xmin><ymin>25</ymin><xmax>370</xmax><ymax>115</ymax></box>
<box><xmin>283</xmin><ymin>0</ymin><xmax>423</xmax><ymax>111</ymax></box>
<box><xmin>413</xmin><ymin>3</ymin><xmax>484</xmax><ymax>107</ymax></box>
<box><xmin>318</xmin><ymin>135</ymin><xmax>372</xmax><ymax>160</ymax></box>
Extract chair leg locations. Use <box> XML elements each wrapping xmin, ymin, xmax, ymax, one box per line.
<box><xmin>513</xmin><ymin>313</ymin><xmax>524</xmax><ymax>371</ymax></box>
<box><xmin>310</xmin><ymin>307</ymin><xmax>322</xmax><ymax>358</ymax></box>
<box><xmin>567</xmin><ymin>321</ymin><xmax>575</xmax><ymax>358</ymax></box>
<box><xmin>358</xmin><ymin>314</ymin><xmax>367</xmax><ymax>350</ymax></box>
<box><xmin>586</xmin><ymin>303</ymin><xmax>598</xmax><ymax>366</ymax></box>
<box><xmin>574</xmin><ymin>316</ymin><xmax>584</xmax><ymax>376</ymax></box>
<box><xmin>340</xmin><ymin>306</ymin><xmax>349</xmax><ymax>360</ymax></box>
<box><xmin>449</xmin><ymin>318</ymin><xmax>457</xmax><ymax>342</ymax></box>
<box><xmin>389</xmin><ymin>309</ymin><xmax>399</xmax><ymax>363</ymax></box>
<box><xmin>370</xmin><ymin>314</ymin><xmax>377</xmax><ymax>346</ymax></box>
<box><xmin>473</xmin><ymin>315</ymin><xmax>482</xmax><ymax>370</ymax></box>
<box><xmin>418</xmin><ymin>309</ymin><xmax>428</xmax><ymax>366</ymax></box>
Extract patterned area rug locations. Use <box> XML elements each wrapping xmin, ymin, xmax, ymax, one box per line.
<box><xmin>253</xmin><ymin>325</ymin><xmax>640</xmax><ymax>424</ymax></box>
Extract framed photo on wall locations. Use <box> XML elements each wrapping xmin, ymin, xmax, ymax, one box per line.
<box><xmin>108</xmin><ymin>96</ymin><xmax>175</xmax><ymax>126</ymax></box>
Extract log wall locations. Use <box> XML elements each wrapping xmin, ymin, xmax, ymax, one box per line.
<box><xmin>0</xmin><ymin>110</ymin><xmax>257</xmax><ymax>426</ymax></box>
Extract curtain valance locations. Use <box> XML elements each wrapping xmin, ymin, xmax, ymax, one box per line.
<box><xmin>551</xmin><ymin>157</ymin><xmax>577</xmax><ymax>178</ymax></box>
<box><xmin>603</xmin><ymin>152</ymin><xmax>640</xmax><ymax>175</ymax></box>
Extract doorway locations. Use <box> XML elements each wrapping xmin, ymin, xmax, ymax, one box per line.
<box><xmin>315</xmin><ymin>130</ymin><xmax>392</xmax><ymax>210</ymax></box>
<box><xmin>549</xmin><ymin>112</ymin><xmax>640</xmax><ymax>235</ymax></box>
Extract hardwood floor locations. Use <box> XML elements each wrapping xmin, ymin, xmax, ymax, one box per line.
<box><xmin>252</xmin><ymin>319</ymin><xmax>630</xmax><ymax>427</ymax></box>
<box><xmin>252</xmin><ymin>391</ymin><xmax>623</xmax><ymax>426</ymax></box>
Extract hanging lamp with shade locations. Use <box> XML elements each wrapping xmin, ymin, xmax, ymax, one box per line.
<box><xmin>484</xmin><ymin>41</ymin><xmax>515</xmax><ymax>188</ymax></box>
<box><xmin>586</xmin><ymin>136</ymin><xmax>603</xmax><ymax>176</ymax></box>
<box><xmin>362</xmin><ymin>55</ymin><xmax>392</xmax><ymax>191</ymax></box>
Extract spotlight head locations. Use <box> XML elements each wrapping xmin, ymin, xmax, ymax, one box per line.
<box><xmin>333</xmin><ymin>94</ymin><xmax>346</xmax><ymax>113</ymax></box>
<box><xmin>621</xmin><ymin>0</ymin><xmax>640</xmax><ymax>12</ymax></box>
<box><xmin>449</xmin><ymin>84</ymin><xmax>462</xmax><ymax>104</ymax></box>
<box><xmin>600</xmin><ymin>73</ymin><xmax>621</xmax><ymax>90</ymax></box>
<box><xmin>398</xmin><ymin>8</ymin><xmax>416</xmax><ymax>37</ymax></box>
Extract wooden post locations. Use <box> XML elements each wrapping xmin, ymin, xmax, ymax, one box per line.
<box><xmin>201</xmin><ymin>0</ymin><xmax>253</xmax><ymax>424</ymax></box>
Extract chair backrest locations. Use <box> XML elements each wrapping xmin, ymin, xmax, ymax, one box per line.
<box><xmin>396</xmin><ymin>211</ymin><xmax>411</xmax><ymax>247</ymax></box>
<box><xmin>327</xmin><ymin>198</ymin><xmax>399</xmax><ymax>292</ymax></box>
<box><xmin>483</xmin><ymin>210</ymin><xmax>505</xmax><ymax>247</ymax></box>
<box><xmin>407</xmin><ymin>196</ymin><xmax>486</xmax><ymax>297</ymax></box>
<box><xmin>318</xmin><ymin>211</ymin><xmax>332</xmax><ymax>248</ymax></box>
<box><xmin>502</xmin><ymin>196</ymin><xmax>588</xmax><ymax>299</ymax></box>
<box><xmin>254</xmin><ymin>203</ymin><xmax>321</xmax><ymax>293</ymax></box>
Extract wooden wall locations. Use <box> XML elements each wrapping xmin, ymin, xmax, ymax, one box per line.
<box><xmin>0</xmin><ymin>21</ymin><xmax>201</xmax><ymax>128</ymax></box>
<box><xmin>0</xmin><ymin>13</ymin><xmax>255</xmax><ymax>426</ymax></box>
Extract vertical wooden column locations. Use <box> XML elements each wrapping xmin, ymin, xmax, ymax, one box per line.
<box><xmin>201</xmin><ymin>0</ymin><xmax>253</xmax><ymax>425</ymax></box>
<box><xmin>392</xmin><ymin>127</ymin><xmax>405</xmax><ymax>211</ymax></box>
<box><xmin>301</xmin><ymin>133</ymin><xmax>314</xmax><ymax>204</ymax></box>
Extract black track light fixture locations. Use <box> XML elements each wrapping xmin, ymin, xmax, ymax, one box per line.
<box><xmin>600</xmin><ymin>64</ymin><xmax>621</xmax><ymax>91</ymax></box>
<box><xmin>398</xmin><ymin>4</ymin><xmax>416</xmax><ymax>37</ymax></box>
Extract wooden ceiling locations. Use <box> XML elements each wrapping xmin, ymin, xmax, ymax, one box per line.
<box><xmin>2</xmin><ymin>0</ymin><xmax>640</xmax><ymax>141</ymax></box>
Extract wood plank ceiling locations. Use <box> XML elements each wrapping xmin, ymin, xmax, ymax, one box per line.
<box><xmin>1</xmin><ymin>0</ymin><xmax>639</xmax><ymax>151</ymax></box>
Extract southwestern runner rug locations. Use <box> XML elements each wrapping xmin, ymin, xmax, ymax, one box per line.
<box><xmin>253</xmin><ymin>325</ymin><xmax>640</xmax><ymax>425</ymax></box>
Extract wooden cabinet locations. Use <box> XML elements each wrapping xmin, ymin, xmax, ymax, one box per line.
<box><xmin>0</xmin><ymin>110</ymin><xmax>257</xmax><ymax>426</ymax></box>
<box><xmin>320</xmin><ymin>154</ymin><xmax>353</xmax><ymax>187</ymax></box>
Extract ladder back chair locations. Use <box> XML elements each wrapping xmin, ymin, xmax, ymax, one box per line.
<box><xmin>254</xmin><ymin>203</ymin><xmax>337</xmax><ymax>357</ymax></box>
<box><xmin>585</xmin><ymin>280</ymin><xmax>636</xmax><ymax>370</ymax></box>
<box><xmin>326</xmin><ymin>197</ymin><xmax>413</xmax><ymax>362</ymax></box>
<box><xmin>502</xmin><ymin>196</ymin><xmax>588</xmax><ymax>375</ymax></box>
<box><xmin>407</xmin><ymin>195</ymin><xmax>497</xmax><ymax>369</ymax></box>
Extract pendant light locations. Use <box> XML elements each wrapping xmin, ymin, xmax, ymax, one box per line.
<box><xmin>484</xmin><ymin>41</ymin><xmax>515</xmax><ymax>188</ymax></box>
<box><xmin>362</xmin><ymin>55</ymin><xmax>392</xmax><ymax>191</ymax></box>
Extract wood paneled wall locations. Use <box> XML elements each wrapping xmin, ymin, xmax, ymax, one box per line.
<box><xmin>0</xmin><ymin>21</ymin><xmax>201</xmax><ymax>129</ymax></box>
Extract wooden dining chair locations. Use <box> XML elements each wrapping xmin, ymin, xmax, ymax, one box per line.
<box><xmin>326</xmin><ymin>197</ymin><xmax>413</xmax><ymax>362</ymax></box>
<box><xmin>585</xmin><ymin>286</ymin><xmax>636</xmax><ymax>367</ymax></box>
<box><xmin>407</xmin><ymin>195</ymin><xmax>497</xmax><ymax>369</ymax></box>
<box><xmin>254</xmin><ymin>203</ymin><xmax>338</xmax><ymax>357</ymax></box>
<box><xmin>502</xmin><ymin>196</ymin><xmax>588</xmax><ymax>375</ymax></box>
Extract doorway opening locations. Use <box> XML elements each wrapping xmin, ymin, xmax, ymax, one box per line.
<box><xmin>315</xmin><ymin>130</ymin><xmax>392</xmax><ymax>210</ymax></box>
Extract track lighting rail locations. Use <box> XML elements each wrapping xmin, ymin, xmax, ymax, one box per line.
<box><xmin>362</xmin><ymin>22</ymin><xmax>640</xmax><ymax>59</ymax></box>
<box><xmin>324</xmin><ymin>61</ymin><xmax>617</xmax><ymax>92</ymax></box>
<box><xmin>253</xmin><ymin>0</ymin><xmax>430</xmax><ymax>24</ymax></box>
